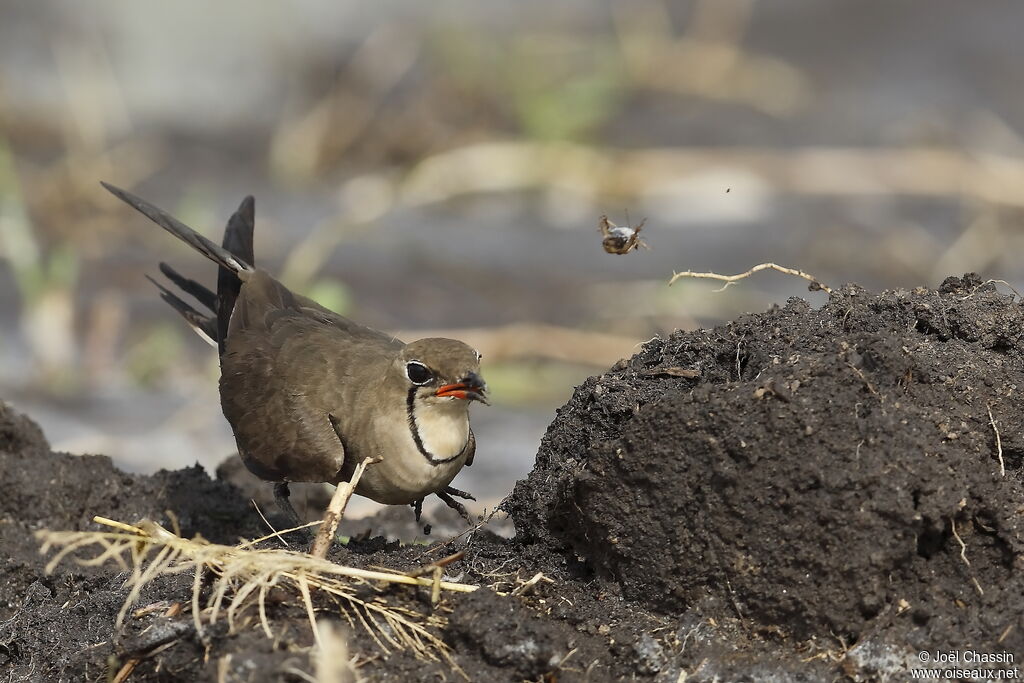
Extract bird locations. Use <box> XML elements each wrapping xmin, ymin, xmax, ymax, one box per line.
<box><xmin>101</xmin><ymin>182</ymin><xmax>488</xmax><ymax>528</ymax></box>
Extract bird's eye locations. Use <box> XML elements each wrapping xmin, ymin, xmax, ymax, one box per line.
<box><xmin>406</xmin><ymin>361</ymin><xmax>433</xmax><ymax>385</ymax></box>
<box><xmin>475</xmin><ymin>350</ymin><xmax>482</xmax><ymax>362</ymax></box>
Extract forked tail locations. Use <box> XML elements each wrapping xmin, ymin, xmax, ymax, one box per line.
<box><xmin>102</xmin><ymin>182</ymin><xmax>256</xmax><ymax>352</ymax></box>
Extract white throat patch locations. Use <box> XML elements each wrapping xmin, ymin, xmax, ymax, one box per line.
<box><xmin>412</xmin><ymin>400</ymin><xmax>470</xmax><ymax>461</ymax></box>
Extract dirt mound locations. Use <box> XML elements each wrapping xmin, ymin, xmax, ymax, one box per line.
<box><xmin>508</xmin><ymin>274</ymin><xmax>1024</xmax><ymax>663</ymax></box>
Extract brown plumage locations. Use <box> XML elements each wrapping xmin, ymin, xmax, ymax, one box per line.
<box><xmin>102</xmin><ymin>183</ymin><xmax>487</xmax><ymax>524</ymax></box>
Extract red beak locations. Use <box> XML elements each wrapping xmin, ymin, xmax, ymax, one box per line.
<box><xmin>435</xmin><ymin>378</ymin><xmax>488</xmax><ymax>404</ymax></box>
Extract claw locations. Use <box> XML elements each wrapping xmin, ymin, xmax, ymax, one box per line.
<box><xmin>437</xmin><ymin>490</ymin><xmax>473</xmax><ymax>522</ymax></box>
<box><xmin>443</xmin><ymin>485</ymin><xmax>476</xmax><ymax>501</ymax></box>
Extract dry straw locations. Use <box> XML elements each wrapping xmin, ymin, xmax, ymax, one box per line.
<box><xmin>36</xmin><ymin>516</ymin><xmax>477</xmax><ymax>668</ymax></box>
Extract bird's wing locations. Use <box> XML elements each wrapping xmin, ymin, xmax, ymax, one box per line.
<box><xmin>229</xmin><ymin>270</ymin><xmax>403</xmax><ymax>350</ymax></box>
<box><xmin>465</xmin><ymin>428</ymin><xmax>476</xmax><ymax>466</ymax></box>
<box><xmin>220</xmin><ymin>270</ymin><xmax>401</xmax><ymax>483</ymax></box>
<box><xmin>217</xmin><ymin>195</ymin><xmax>255</xmax><ymax>353</ymax></box>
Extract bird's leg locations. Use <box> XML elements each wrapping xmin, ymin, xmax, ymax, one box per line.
<box><xmin>272</xmin><ymin>482</ymin><xmax>312</xmax><ymax>540</ymax></box>
<box><xmin>411</xmin><ymin>497</ymin><xmax>432</xmax><ymax>535</ymax></box>
<box><xmin>442</xmin><ymin>485</ymin><xmax>476</xmax><ymax>501</ymax></box>
<box><xmin>437</xmin><ymin>489</ymin><xmax>474</xmax><ymax>522</ymax></box>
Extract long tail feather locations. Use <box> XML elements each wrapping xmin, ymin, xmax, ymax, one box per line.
<box><xmin>102</xmin><ymin>182</ymin><xmax>254</xmax><ymax>277</ymax></box>
<box><xmin>158</xmin><ymin>262</ymin><xmax>217</xmax><ymax>313</ymax></box>
<box><xmin>145</xmin><ymin>276</ymin><xmax>217</xmax><ymax>347</ymax></box>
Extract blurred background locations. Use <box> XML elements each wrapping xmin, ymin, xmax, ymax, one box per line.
<box><xmin>2</xmin><ymin>0</ymin><xmax>1023</xmax><ymax>518</ymax></box>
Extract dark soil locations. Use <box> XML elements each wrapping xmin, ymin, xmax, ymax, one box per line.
<box><xmin>3</xmin><ymin>273</ymin><xmax>1023</xmax><ymax>682</ymax></box>
<box><xmin>0</xmin><ymin>405</ymin><xmax>670</xmax><ymax>682</ymax></box>
<box><xmin>509</xmin><ymin>273</ymin><xmax>1024</xmax><ymax>677</ymax></box>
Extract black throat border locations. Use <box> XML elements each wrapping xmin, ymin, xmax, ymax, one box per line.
<box><xmin>407</xmin><ymin>387</ymin><xmax>468</xmax><ymax>466</ymax></box>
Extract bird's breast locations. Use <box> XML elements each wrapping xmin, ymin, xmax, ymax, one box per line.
<box><xmin>355</xmin><ymin>403</ymin><xmax>471</xmax><ymax>504</ymax></box>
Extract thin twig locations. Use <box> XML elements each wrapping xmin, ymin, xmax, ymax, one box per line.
<box><xmin>412</xmin><ymin>508</ymin><xmax>499</xmax><ymax>561</ymax></box>
<box><xmin>431</xmin><ymin>567</ymin><xmax>443</xmax><ymax>606</ymax></box>
<box><xmin>240</xmin><ymin>519</ymin><xmax>323</xmax><ymax>549</ymax></box>
<box><xmin>311</xmin><ymin>458</ymin><xmax>376</xmax><ymax>559</ymax></box>
<box><xmin>111</xmin><ymin>650</ymin><xmax>139</xmax><ymax>682</ymax></box>
<box><xmin>406</xmin><ymin>551</ymin><xmax>465</xmax><ymax>579</ymax></box>
<box><xmin>735</xmin><ymin>340</ymin><xmax>743</xmax><ymax>381</ymax></box>
<box><xmin>669</xmin><ymin>262</ymin><xmax>832</xmax><ymax>293</ymax></box>
<box><xmin>961</xmin><ymin>278</ymin><xmax>1023</xmax><ymax>302</ymax></box>
<box><xmin>988</xmin><ymin>403</ymin><xmax>1005</xmax><ymax>477</ymax></box>
<box><xmin>950</xmin><ymin>518</ymin><xmax>969</xmax><ymax>567</ymax></box>
<box><xmin>724</xmin><ymin>576</ymin><xmax>745</xmax><ymax>622</ymax></box>
<box><xmin>510</xmin><ymin>572</ymin><xmax>553</xmax><ymax>597</ymax></box>
<box><xmin>252</xmin><ymin>499</ymin><xmax>289</xmax><ymax>548</ymax></box>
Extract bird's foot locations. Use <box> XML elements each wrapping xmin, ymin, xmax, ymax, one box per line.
<box><xmin>410</xmin><ymin>498</ymin><xmax>434</xmax><ymax>534</ymax></box>
<box><xmin>273</xmin><ymin>482</ymin><xmax>314</xmax><ymax>543</ymax></box>
<box><xmin>437</xmin><ymin>489</ymin><xmax>474</xmax><ymax>523</ymax></box>
<box><xmin>442</xmin><ymin>486</ymin><xmax>476</xmax><ymax>501</ymax></box>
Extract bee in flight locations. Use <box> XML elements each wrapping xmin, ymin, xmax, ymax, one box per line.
<box><xmin>599</xmin><ymin>213</ymin><xmax>648</xmax><ymax>255</ymax></box>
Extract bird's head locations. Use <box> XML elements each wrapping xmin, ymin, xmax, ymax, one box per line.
<box><xmin>397</xmin><ymin>338</ymin><xmax>488</xmax><ymax>406</ymax></box>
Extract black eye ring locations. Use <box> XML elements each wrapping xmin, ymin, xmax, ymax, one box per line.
<box><xmin>406</xmin><ymin>361</ymin><xmax>433</xmax><ymax>385</ymax></box>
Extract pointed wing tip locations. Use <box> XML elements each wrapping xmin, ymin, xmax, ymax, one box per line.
<box><xmin>144</xmin><ymin>272</ymin><xmax>166</xmax><ymax>290</ymax></box>
<box><xmin>238</xmin><ymin>195</ymin><xmax>255</xmax><ymax>222</ymax></box>
<box><xmin>100</xmin><ymin>181</ymin><xmax>145</xmax><ymax>210</ymax></box>
<box><xmin>100</xmin><ymin>180</ymin><xmax>130</xmax><ymax>196</ymax></box>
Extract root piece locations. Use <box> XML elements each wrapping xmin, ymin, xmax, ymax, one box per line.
<box><xmin>950</xmin><ymin>517</ymin><xmax>970</xmax><ymax>567</ymax></box>
<box><xmin>960</xmin><ymin>278</ymin><xmax>1022</xmax><ymax>302</ymax></box>
<box><xmin>669</xmin><ymin>262</ymin><xmax>832</xmax><ymax>293</ymax></box>
<box><xmin>510</xmin><ymin>572</ymin><xmax>553</xmax><ymax>597</ymax></box>
<box><xmin>988</xmin><ymin>403</ymin><xmax>1005</xmax><ymax>477</ymax></box>
<box><xmin>297</xmin><ymin>571</ymin><xmax>321</xmax><ymax>648</ymax></box>
<box><xmin>38</xmin><ymin>515</ymin><xmax>479</xmax><ymax>668</ymax></box>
